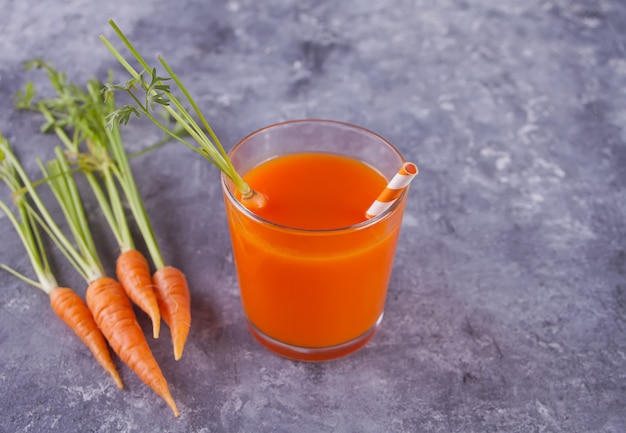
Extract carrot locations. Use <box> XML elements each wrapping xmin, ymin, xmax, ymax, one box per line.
<box><xmin>2</xmin><ymin>141</ymin><xmax>180</xmax><ymax>416</ymax></box>
<box><xmin>116</xmin><ymin>249</ymin><xmax>160</xmax><ymax>338</ymax></box>
<box><xmin>19</xmin><ymin>60</ymin><xmax>161</xmax><ymax>339</ymax></box>
<box><xmin>49</xmin><ymin>287</ymin><xmax>123</xmax><ymax>389</ymax></box>
<box><xmin>86</xmin><ymin>277</ymin><xmax>178</xmax><ymax>416</ymax></box>
<box><xmin>152</xmin><ymin>267</ymin><xmax>191</xmax><ymax>361</ymax></box>
<box><xmin>0</xmin><ymin>138</ymin><xmax>122</xmax><ymax>389</ymax></box>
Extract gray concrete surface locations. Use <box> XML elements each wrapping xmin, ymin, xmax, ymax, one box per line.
<box><xmin>1</xmin><ymin>0</ymin><xmax>625</xmax><ymax>432</ymax></box>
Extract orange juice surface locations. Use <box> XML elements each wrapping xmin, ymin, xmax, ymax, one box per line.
<box><xmin>224</xmin><ymin>152</ymin><xmax>406</xmax><ymax>349</ymax></box>
<box><xmin>244</xmin><ymin>152</ymin><xmax>387</xmax><ymax>229</ymax></box>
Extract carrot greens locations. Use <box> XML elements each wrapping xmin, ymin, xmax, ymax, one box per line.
<box><xmin>99</xmin><ymin>19</ymin><xmax>260</xmax><ymax>203</ymax></box>
<box><xmin>1</xmin><ymin>143</ymin><xmax>103</xmax><ymax>285</ymax></box>
<box><xmin>17</xmin><ymin>61</ymin><xmax>135</xmax><ymax>254</ymax></box>
<box><xmin>16</xmin><ymin>58</ymin><xmax>174</xmax><ymax>269</ymax></box>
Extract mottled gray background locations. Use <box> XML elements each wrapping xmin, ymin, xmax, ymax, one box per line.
<box><xmin>1</xmin><ymin>0</ymin><xmax>625</xmax><ymax>432</ymax></box>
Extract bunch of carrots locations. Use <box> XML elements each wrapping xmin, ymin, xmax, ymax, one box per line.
<box><xmin>2</xmin><ymin>18</ymin><xmax>259</xmax><ymax>417</ymax></box>
<box><xmin>1</xmin><ymin>58</ymin><xmax>193</xmax><ymax>416</ymax></box>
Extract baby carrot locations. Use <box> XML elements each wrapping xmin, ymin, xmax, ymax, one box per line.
<box><xmin>116</xmin><ymin>249</ymin><xmax>160</xmax><ymax>338</ymax></box>
<box><xmin>152</xmin><ymin>267</ymin><xmax>191</xmax><ymax>361</ymax></box>
<box><xmin>50</xmin><ymin>287</ymin><xmax>123</xmax><ymax>389</ymax></box>
<box><xmin>86</xmin><ymin>277</ymin><xmax>179</xmax><ymax>417</ymax></box>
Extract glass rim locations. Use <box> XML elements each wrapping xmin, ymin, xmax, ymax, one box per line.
<box><xmin>221</xmin><ymin>118</ymin><xmax>408</xmax><ymax>234</ymax></box>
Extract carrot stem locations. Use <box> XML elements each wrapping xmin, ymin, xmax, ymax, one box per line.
<box><xmin>1</xmin><ymin>143</ymin><xmax>102</xmax><ymax>282</ymax></box>
<box><xmin>83</xmin><ymin>169</ymin><xmax>128</xmax><ymax>250</ymax></box>
<box><xmin>106</xmin><ymin>124</ymin><xmax>165</xmax><ymax>269</ymax></box>
<box><xmin>0</xmin><ymin>200</ymin><xmax>56</xmax><ymax>293</ymax></box>
<box><xmin>38</xmin><ymin>149</ymin><xmax>104</xmax><ymax>281</ymax></box>
<box><xmin>101</xmin><ymin>20</ymin><xmax>253</xmax><ymax>197</ymax></box>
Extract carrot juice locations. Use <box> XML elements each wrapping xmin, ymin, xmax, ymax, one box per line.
<box><xmin>221</xmin><ymin>120</ymin><xmax>410</xmax><ymax>361</ymax></box>
<box><xmin>224</xmin><ymin>153</ymin><xmax>407</xmax><ymax>359</ymax></box>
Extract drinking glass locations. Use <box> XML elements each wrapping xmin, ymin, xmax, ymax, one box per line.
<box><xmin>221</xmin><ymin>119</ymin><xmax>409</xmax><ymax>361</ymax></box>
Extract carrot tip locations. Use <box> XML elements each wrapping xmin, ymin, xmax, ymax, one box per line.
<box><xmin>174</xmin><ymin>347</ymin><xmax>183</xmax><ymax>361</ymax></box>
<box><xmin>110</xmin><ymin>371</ymin><xmax>124</xmax><ymax>389</ymax></box>
<box><xmin>173</xmin><ymin>330</ymin><xmax>189</xmax><ymax>360</ymax></box>
<box><xmin>166</xmin><ymin>397</ymin><xmax>180</xmax><ymax>417</ymax></box>
<box><xmin>153</xmin><ymin>320</ymin><xmax>161</xmax><ymax>339</ymax></box>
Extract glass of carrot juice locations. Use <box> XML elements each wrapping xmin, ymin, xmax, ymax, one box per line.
<box><xmin>221</xmin><ymin>119</ymin><xmax>411</xmax><ymax>361</ymax></box>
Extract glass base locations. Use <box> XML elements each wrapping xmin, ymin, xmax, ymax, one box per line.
<box><xmin>245</xmin><ymin>313</ymin><xmax>384</xmax><ymax>362</ymax></box>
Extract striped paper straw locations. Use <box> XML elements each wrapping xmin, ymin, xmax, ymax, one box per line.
<box><xmin>365</xmin><ymin>162</ymin><xmax>418</xmax><ymax>219</ymax></box>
